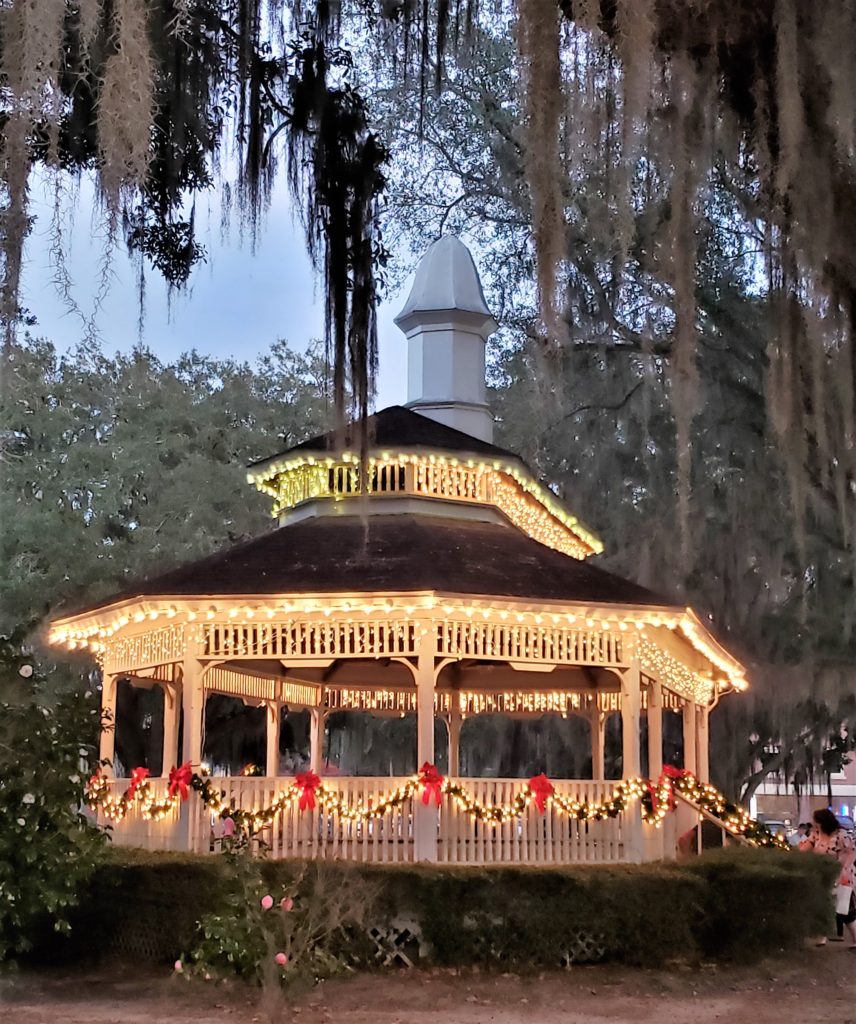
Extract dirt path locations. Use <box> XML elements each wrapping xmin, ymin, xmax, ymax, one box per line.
<box><xmin>3</xmin><ymin>947</ymin><xmax>855</xmax><ymax>1024</ymax></box>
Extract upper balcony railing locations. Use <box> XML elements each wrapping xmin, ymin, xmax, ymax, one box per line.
<box><xmin>260</xmin><ymin>454</ymin><xmax>596</xmax><ymax>560</ymax></box>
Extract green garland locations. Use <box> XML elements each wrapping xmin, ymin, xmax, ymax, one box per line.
<box><xmin>85</xmin><ymin>764</ymin><xmax>786</xmax><ymax>849</ymax></box>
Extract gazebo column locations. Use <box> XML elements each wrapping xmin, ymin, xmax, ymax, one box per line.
<box><xmin>309</xmin><ymin>708</ymin><xmax>325</xmax><ymax>773</ymax></box>
<box><xmin>179</xmin><ymin>648</ymin><xmax>205</xmax><ymax>853</ymax></box>
<box><xmin>161</xmin><ymin>681</ymin><xmax>180</xmax><ymax>775</ymax></box>
<box><xmin>99</xmin><ymin>673</ymin><xmax>118</xmax><ymax>773</ymax></box>
<box><xmin>682</xmin><ymin>700</ymin><xmax>698</xmax><ymax>776</ymax></box>
<box><xmin>414</xmin><ymin>646</ymin><xmax>437</xmax><ymax>862</ymax></box>
<box><xmin>590</xmin><ymin>709</ymin><xmax>605</xmax><ymax>780</ymax></box>
<box><xmin>180</xmin><ymin>658</ymin><xmax>204</xmax><ymax>769</ymax></box>
<box><xmin>447</xmin><ymin>706</ymin><xmax>462</xmax><ymax>777</ymax></box>
<box><xmin>696</xmin><ymin>707</ymin><xmax>710</xmax><ymax>783</ymax></box>
<box><xmin>620</xmin><ymin>658</ymin><xmax>643</xmax><ymax>862</ymax></box>
<box><xmin>266</xmin><ymin>700</ymin><xmax>281</xmax><ymax>777</ymax></box>
<box><xmin>647</xmin><ymin>679</ymin><xmax>664</xmax><ymax>780</ymax></box>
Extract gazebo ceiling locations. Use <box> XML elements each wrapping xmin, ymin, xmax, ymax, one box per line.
<box><xmin>59</xmin><ymin>513</ymin><xmax>667</xmax><ymax>611</ymax></box>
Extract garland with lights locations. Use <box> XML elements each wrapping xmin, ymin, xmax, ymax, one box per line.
<box><xmin>85</xmin><ymin>762</ymin><xmax>786</xmax><ymax>849</ymax></box>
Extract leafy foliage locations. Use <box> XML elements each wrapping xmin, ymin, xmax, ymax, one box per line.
<box><xmin>0</xmin><ymin>634</ymin><xmax>105</xmax><ymax>958</ymax></box>
<box><xmin>186</xmin><ymin>843</ymin><xmax>374</xmax><ymax>987</ymax></box>
<box><xmin>371</xmin><ymin>29</ymin><xmax>856</xmax><ymax>802</ymax></box>
<box><xmin>0</xmin><ymin>336</ymin><xmax>330</xmax><ymax>635</ymax></box>
<box><xmin>30</xmin><ymin>846</ymin><xmax>835</xmax><ymax>968</ymax></box>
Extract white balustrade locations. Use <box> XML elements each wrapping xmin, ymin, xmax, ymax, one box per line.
<box><xmin>199</xmin><ymin>776</ymin><xmax>415</xmax><ymax>862</ymax></box>
<box><xmin>95</xmin><ymin>778</ymin><xmax>183</xmax><ymax>852</ymax></box>
<box><xmin>95</xmin><ymin>776</ymin><xmax>628</xmax><ymax>864</ymax></box>
<box><xmin>438</xmin><ymin>779</ymin><xmax>625</xmax><ymax>865</ymax></box>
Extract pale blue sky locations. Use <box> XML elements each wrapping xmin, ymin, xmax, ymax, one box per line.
<box><xmin>19</xmin><ymin>172</ymin><xmax>409</xmax><ymax>409</ymax></box>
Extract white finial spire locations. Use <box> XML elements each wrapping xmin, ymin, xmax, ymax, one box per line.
<box><xmin>394</xmin><ymin>236</ymin><xmax>497</xmax><ymax>442</ymax></box>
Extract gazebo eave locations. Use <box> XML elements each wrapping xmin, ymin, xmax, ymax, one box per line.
<box><xmin>48</xmin><ymin>587</ymin><xmax>747</xmax><ymax>695</ymax></box>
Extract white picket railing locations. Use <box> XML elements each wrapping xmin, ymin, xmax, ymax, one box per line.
<box><xmin>95</xmin><ymin>777</ymin><xmax>183</xmax><ymax>852</ymax></box>
<box><xmin>194</xmin><ymin>776</ymin><xmax>415</xmax><ymax>862</ymax></box>
<box><xmin>438</xmin><ymin>779</ymin><xmax>625</xmax><ymax>864</ymax></box>
<box><xmin>96</xmin><ymin>776</ymin><xmax>628</xmax><ymax>864</ymax></box>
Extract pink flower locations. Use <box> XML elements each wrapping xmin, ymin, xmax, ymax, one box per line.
<box><xmin>173</xmin><ymin>960</ymin><xmax>183</xmax><ymax>973</ymax></box>
<box><xmin>274</xmin><ymin>952</ymin><xmax>288</xmax><ymax>966</ymax></box>
<box><xmin>260</xmin><ymin>894</ymin><xmax>274</xmax><ymax>910</ymax></box>
<box><xmin>280</xmin><ymin>897</ymin><xmax>294</xmax><ymax>912</ymax></box>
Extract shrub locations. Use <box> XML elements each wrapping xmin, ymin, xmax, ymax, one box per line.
<box><xmin>0</xmin><ymin>679</ymin><xmax>106</xmax><ymax>958</ymax></box>
<box><xmin>184</xmin><ymin>843</ymin><xmax>375</xmax><ymax>987</ymax></box>
<box><xmin>685</xmin><ymin>846</ymin><xmax>836</xmax><ymax>961</ymax></box>
<box><xmin>32</xmin><ymin>845</ymin><xmax>835</xmax><ymax>970</ymax></box>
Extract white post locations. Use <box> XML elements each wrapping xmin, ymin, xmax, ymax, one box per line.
<box><xmin>447</xmin><ymin>708</ymin><xmax>462</xmax><ymax>777</ymax></box>
<box><xmin>309</xmin><ymin>708</ymin><xmax>325</xmax><ymax>773</ymax></box>
<box><xmin>266</xmin><ymin>700</ymin><xmax>281</xmax><ymax>777</ymax></box>
<box><xmin>620</xmin><ymin>658</ymin><xmax>643</xmax><ymax>863</ymax></box>
<box><xmin>682</xmin><ymin>701</ymin><xmax>698</xmax><ymax>776</ymax></box>
<box><xmin>590</xmin><ymin>709</ymin><xmax>605</xmax><ymax>779</ymax></box>
<box><xmin>647</xmin><ymin>679</ymin><xmax>663</xmax><ymax>781</ymax></box>
<box><xmin>180</xmin><ymin>658</ymin><xmax>204</xmax><ymax>769</ymax></box>
<box><xmin>161</xmin><ymin>681</ymin><xmax>180</xmax><ymax>776</ymax></box>
<box><xmin>414</xmin><ymin>644</ymin><xmax>438</xmax><ymax>862</ymax></box>
<box><xmin>179</xmin><ymin>639</ymin><xmax>205</xmax><ymax>853</ymax></box>
<box><xmin>99</xmin><ymin>673</ymin><xmax>118</xmax><ymax>774</ymax></box>
<box><xmin>696</xmin><ymin>707</ymin><xmax>710</xmax><ymax>783</ymax></box>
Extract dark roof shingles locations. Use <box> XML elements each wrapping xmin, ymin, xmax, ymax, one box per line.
<box><xmin>74</xmin><ymin>514</ymin><xmax>671</xmax><ymax>613</ymax></box>
<box><xmin>252</xmin><ymin>406</ymin><xmax>522</xmax><ymax>467</ymax></box>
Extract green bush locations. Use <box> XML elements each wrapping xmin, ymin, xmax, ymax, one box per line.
<box><xmin>36</xmin><ymin>849</ymin><xmax>230</xmax><ymax>964</ymax></box>
<box><xmin>32</xmin><ymin>845</ymin><xmax>835</xmax><ymax>970</ymax></box>
<box><xmin>185</xmin><ymin>846</ymin><xmax>376</xmax><ymax>987</ymax></box>
<box><xmin>0</xmin><ymin>680</ymin><xmax>107</xmax><ymax>958</ymax></box>
<box><xmin>685</xmin><ymin>846</ymin><xmax>836</xmax><ymax>961</ymax></box>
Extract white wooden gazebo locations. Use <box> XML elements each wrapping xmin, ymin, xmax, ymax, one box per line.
<box><xmin>49</xmin><ymin>237</ymin><xmax>747</xmax><ymax>864</ymax></box>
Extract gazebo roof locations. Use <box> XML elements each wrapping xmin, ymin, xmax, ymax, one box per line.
<box><xmin>60</xmin><ymin>514</ymin><xmax>669</xmax><ymax>613</ymax></box>
<box><xmin>250</xmin><ymin>405</ymin><xmax>523</xmax><ymax>471</ymax></box>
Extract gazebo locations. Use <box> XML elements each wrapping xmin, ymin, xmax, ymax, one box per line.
<box><xmin>50</xmin><ymin>236</ymin><xmax>748</xmax><ymax>864</ymax></box>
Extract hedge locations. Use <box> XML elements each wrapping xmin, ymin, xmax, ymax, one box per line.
<box><xmin>29</xmin><ymin>846</ymin><xmax>836</xmax><ymax>969</ymax></box>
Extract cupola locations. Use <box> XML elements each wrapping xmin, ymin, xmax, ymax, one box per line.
<box><xmin>394</xmin><ymin>235</ymin><xmax>497</xmax><ymax>443</ymax></box>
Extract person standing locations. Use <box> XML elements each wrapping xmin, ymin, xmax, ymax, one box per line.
<box><xmin>790</xmin><ymin>822</ymin><xmax>812</xmax><ymax>846</ymax></box>
<box><xmin>800</xmin><ymin>808</ymin><xmax>856</xmax><ymax>948</ymax></box>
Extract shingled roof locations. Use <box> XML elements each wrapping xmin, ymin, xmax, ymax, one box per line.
<box><xmin>251</xmin><ymin>406</ymin><xmax>523</xmax><ymax>469</ymax></box>
<box><xmin>66</xmin><ymin>513</ymin><xmax>672</xmax><ymax>615</ymax></box>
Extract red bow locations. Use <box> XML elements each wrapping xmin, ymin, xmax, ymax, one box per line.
<box><xmin>168</xmin><ymin>762</ymin><xmax>192</xmax><ymax>801</ymax></box>
<box><xmin>87</xmin><ymin>768</ymin><xmax>102</xmax><ymax>792</ymax></box>
<box><xmin>528</xmin><ymin>774</ymin><xmax>554</xmax><ymax>814</ymax></box>
<box><xmin>127</xmin><ymin>766</ymin><xmax>150</xmax><ymax>800</ymax></box>
<box><xmin>657</xmin><ymin>765</ymin><xmax>694</xmax><ymax>810</ymax></box>
<box><xmin>418</xmin><ymin>762</ymin><xmax>445</xmax><ymax>806</ymax></box>
<box><xmin>296</xmin><ymin>771</ymin><xmax>321</xmax><ymax>811</ymax></box>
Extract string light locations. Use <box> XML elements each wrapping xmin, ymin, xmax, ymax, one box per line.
<box><xmin>638</xmin><ymin>638</ymin><xmax>716</xmax><ymax>704</ymax></box>
<box><xmin>246</xmin><ymin>450</ymin><xmax>602</xmax><ymax>557</ymax></box>
<box><xmin>84</xmin><ymin>767</ymin><xmax>785</xmax><ymax>849</ymax></box>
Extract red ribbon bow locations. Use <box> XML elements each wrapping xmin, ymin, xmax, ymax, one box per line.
<box><xmin>296</xmin><ymin>771</ymin><xmax>321</xmax><ymax>811</ymax></box>
<box><xmin>528</xmin><ymin>773</ymin><xmax>554</xmax><ymax>814</ymax></box>
<box><xmin>657</xmin><ymin>765</ymin><xmax>694</xmax><ymax>810</ymax></box>
<box><xmin>418</xmin><ymin>762</ymin><xmax>445</xmax><ymax>806</ymax></box>
<box><xmin>127</xmin><ymin>766</ymin><xmax>150</xmax><ymax>801</ymax></box>
<box><xmin>168</xmin><ymin>762</ymin><xmax>193</xmax><ymax>801</ymax></box>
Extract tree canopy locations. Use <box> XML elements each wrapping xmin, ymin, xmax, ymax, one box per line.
<box><xmin>0</xmin><ymin>336</ymin><xmax>330</xmax><ymax>635</ymax></box>
<box><xmin>370</xmin><ymin>28</ymin><xmax>856</xmax><ymax>799</ymax></box>
<box><xmin>3</xmin><ymin>2</ymin><xmax>856</xmax><ymax>799</ymax></box>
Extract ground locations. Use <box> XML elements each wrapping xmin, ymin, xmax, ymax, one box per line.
<box><xmin>4</xmin><ymin>948</ymin><xmax>855</xmax><ymax>1024</ymax></box>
